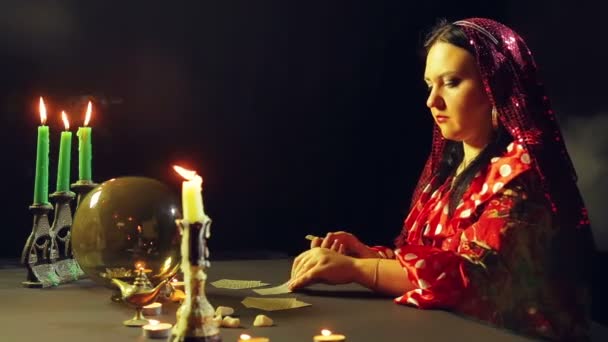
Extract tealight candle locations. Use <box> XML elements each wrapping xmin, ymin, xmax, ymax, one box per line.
<box><xmin>142</xmin><ymin>319</ymin><xmax>172</xmax><ymax>339</ymax></box>
<box><xmin>313</xmin><ymin>329</ymin><xmax>346</xmax><ymax>341</ymax></box>
<box><xmin>239</xmin><ymin>334</ymin><xmax>270</xmax><ymax>342</ymax></box>
<box><xmin>142</xmin><ymin>302</ymin><xmax>162</xmax><ymax>316</ymax></box>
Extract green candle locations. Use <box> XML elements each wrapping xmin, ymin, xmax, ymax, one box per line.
<box><xmin>77</xmin><ymin>101</ymin><xmax>93</xmax><ymax>181</ymax></box>
<box><xmin>56</xmin><ymin>111</ymin><xmax>72</xmax><ymax>192</ymax></box>
<box><xmin>33</xmin><ymin>97</ymin><xmax>50</xmax><ymax>204</ymax></box>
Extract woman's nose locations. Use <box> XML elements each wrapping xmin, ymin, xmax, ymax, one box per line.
<box><xmin>426</xmin><ymin>89</ymin><xmax>445</xmax><ymax>110</ymax></box>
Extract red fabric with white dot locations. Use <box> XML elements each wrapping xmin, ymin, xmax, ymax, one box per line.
<box><xmin>383</xmin><ymin>142</ymin><xmax>531</xmax><ymax>308</ymax></box>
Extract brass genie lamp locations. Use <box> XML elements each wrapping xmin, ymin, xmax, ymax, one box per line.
<box><xmin>112</xmin><ymin>268</ymin><xmax>169</xmax><ymax>326</ymax></box>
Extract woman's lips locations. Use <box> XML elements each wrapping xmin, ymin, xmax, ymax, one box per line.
<box><xmin>436</xmin><ymin>115</ymin><xmax>449</xmax><ymax>123</ymax></box>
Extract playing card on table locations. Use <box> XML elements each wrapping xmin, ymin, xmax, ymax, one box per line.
<box><xmin>241</xmin><ymin>297</ymin><xmax>311</xmax><ymax>311</ymax></box>
<box><xmin>210</xmin><ymin>279</ymin><xmax>269</xmax><ymax>289</ymax></box>
<box><xmin>252</xmin><ymin>281</ymin><xmax>292</xmax><ymax>295</ymax></box>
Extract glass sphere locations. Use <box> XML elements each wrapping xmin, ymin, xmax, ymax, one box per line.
<box><xmin>72</xmin><ymin>177</ymin><xmax>182</xmax><ymax>289</ymax></box>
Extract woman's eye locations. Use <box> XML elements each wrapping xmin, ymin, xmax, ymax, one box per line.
<box><xmin>444</xmin><ymin>79</ymin><xmax>461</xmax><ymax>88</ymax></box>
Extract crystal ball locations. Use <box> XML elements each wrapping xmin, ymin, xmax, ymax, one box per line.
<box><xmin>72</xmin><ymin>177</ymin><xmax>182</xmax><ymax>289</ymax></box>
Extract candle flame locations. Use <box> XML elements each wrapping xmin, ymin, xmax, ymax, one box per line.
<box><xmin>173</xmin><ymin>165</ymin><xmax>201</xmax><ymax>182</ymax></box>
<box><xmin>135</xmin><ymin>261</ymin><xmax>145</xmax><ymax>270</ymax></box>
<box><xmin>239</xmin><ymin>334</ymin><xmax>251</xmax><ymax>340</ymax></box>
<box><xmin>61</xmin><ymin>111</ymin><xmax>70</xmax><ymax>130</ymax></box>
<box><xmin>84</xmin><ymin>101</ymin><xmax>92</xmax><ymax>126</ymax></box>
<box><xmin>39</xmin><ymin>97</ymin><xmax>47</xmax><ymax>125</ymax></box>
<box><xmin>321</xmin><ymin>329</ymin><xmax>332</xmax><ymax>336</ymax></box>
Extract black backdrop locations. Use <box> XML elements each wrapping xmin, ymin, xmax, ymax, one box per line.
<box><xmin>3</xmin><ymin>1</ymin><xmax>605</xmax><ymax>260</ymax></box>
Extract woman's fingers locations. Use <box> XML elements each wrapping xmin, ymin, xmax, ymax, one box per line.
<box><xmin>289</xmin><ymin>267</ymin><xmax>320</xmax><ymax>290</ymax></box>
<box><xmin>330</xmin><ymin>239</ymin><xmax>339</xmax><ymax>251</ymax></box>
<box><xmin>320</xmin><ymin>233</ymin><xmax>334</xmax><ymax>249</ymax></box>
<box><xmin>291</xmin><ymin>256</ymin><xmax>318</xmax><ymax>285</ymax></box>
<box><xmin>338</xmin><ymin>243</ymin><xmax>345</xmax><ymax>255</ymax></box>
<box><xmin>291</xmin><ymin>251</ymin><xmax>309</xmax><ymax>278</ymax></box>
<box><xmin>292</xmin><ymin>251</ymin><xmax>315</xmax><ymax>279</ymax></box>
<box><xmin>310</xmin><ymin>237</ymin><xmax>322</xmax><ymax>249</ymax></box>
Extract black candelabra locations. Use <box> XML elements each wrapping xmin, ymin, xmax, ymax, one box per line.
<box><xmin>21</xmin><ymin>179</ymin><xmax>98</xmax><ymax>288</ymax></box>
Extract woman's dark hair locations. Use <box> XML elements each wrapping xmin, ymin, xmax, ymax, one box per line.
<box><xmin>423</xmin><ymin>19</ymin><xmax>513</xmax><ymax>215</ymax></box>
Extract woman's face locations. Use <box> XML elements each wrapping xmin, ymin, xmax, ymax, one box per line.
<box><xmin>424</xmin><ymin>42</ymin><xmax>492</xmax><ymax>145</ymax></box>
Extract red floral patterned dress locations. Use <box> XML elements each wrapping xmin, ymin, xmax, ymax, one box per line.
<box><xmin>372</xmin><ymin>142</ymin><xmax>590</xmax><ymax>340</ymax></box>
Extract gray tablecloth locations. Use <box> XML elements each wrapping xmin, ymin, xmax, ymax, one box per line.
<box><xmin>1</xmin><ymin>259</ymin><xmax>606</xmax><ymax>341</ymax></box>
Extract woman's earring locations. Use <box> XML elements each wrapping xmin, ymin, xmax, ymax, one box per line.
<box><xmin>491</xmin><ymin>107</ymin><xmax>499</xmax><ymax>129</ymax></box>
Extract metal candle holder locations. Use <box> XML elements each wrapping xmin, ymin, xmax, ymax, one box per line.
<box><xmin>21</xmin><ymin>179</ymin><xmax>98</xmax><ymax>288</ymax></box>
<box><xmin>170</xmin><ymin>218</ymin><xmax>222</xmax><ymax>342</ymax></box>
<box><xmin>70</xmin><ymin>179</ymin><xmax>99</xmax><ymax>207</ymax></box>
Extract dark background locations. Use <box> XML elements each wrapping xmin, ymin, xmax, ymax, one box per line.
<box><xmin>2</xmin><ymin>0</ymin><xmax>608</xmax><ymax>326</ymax></box>
<box><xmin>1</xmin><ymin>1</ymin><xmax>607</xmax><ymax>258</ymax></box>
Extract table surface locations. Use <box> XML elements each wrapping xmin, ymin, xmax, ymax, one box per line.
<box><xmin>1</xmin><ymin>259</ymin><xmax>606</xmax><ymax>342</ymax></box>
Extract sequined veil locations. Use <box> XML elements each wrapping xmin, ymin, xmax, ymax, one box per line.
<box><xmin>397</xmin><ymin>18</ymin><xmax>595</xmax><ymax>270</ymax></box>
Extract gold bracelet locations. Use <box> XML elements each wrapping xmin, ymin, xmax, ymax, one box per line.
<box><xmin>372</xmin><ymin>259</ymin><xmax>381</xmax><ymax>289</ymax></box>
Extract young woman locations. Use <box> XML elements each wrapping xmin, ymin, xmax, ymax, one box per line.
<box><xmin>288</xmin><ymin>18</ymin><xmax>595</xmax><ymax>340</ymax></box>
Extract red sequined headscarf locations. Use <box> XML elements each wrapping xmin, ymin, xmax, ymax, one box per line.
<box><xmin>399</xmin><ymin>18</ymin><xmax>592</xmax><ymax>248</ymax></box>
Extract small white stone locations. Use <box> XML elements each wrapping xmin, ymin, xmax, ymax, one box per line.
<box><xmin>521</xmin><ymin>153</ymin><xmax>531</xmax><ymax>164</ymax></box>
<box><xmin>215</xmin><ymin>306</ymin><xmax>235</xmax><ymax>317</ymax></box>
<box><xmin>419</xmin><ymin>279</ymin><xmax>430</xmax><ymax>289</ymax></box>
<box><xmin>407</xmin><ymin>297</ymin><xmax>420</xmax><ymax>306</ymax></box>
<box><xmin>253</xmin><ymin>314</ymin><xmax>274</xmax><ymax>327</ymax></box>
<box><xmin>415</xmin><ymin>259</ymin><xmax>426</xmax><ymax>269</ymax></box>
<box><xmin>221</xmin><ymin>316</ymin><xmax>240</xmax><ymax>328</ymax></box>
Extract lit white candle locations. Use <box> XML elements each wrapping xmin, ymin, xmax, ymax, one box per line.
<box><xmin>142</xmin><ymin>320</ymin><xmax>172</xmax><ymax>339</ymax></box>
<box><xmin>173</xmin><ymin>165</ymin><xmax>206</xmax><ymax>223</ymax></box>
<box><xmin>313</xmin><ymin>329</ymin><xmax>346</xmax><ymax>341</ymax></box>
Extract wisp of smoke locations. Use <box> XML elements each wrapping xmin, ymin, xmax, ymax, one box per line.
<box><xmin>561</xmin><ymin>113</ymin><xmax>608</xmax><ymax>251</ymax></box>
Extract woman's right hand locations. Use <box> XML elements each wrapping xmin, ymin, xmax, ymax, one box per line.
<box><xmin>310</xmin><ymin>231</ymin><xmax>378</xmax><ymax>258</ymax></box>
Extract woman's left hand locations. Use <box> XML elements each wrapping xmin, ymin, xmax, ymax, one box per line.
<box><xmin>288</xmin><ymin>247</ymin><xmax>358</xmax><ymax>291</ymax></box>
